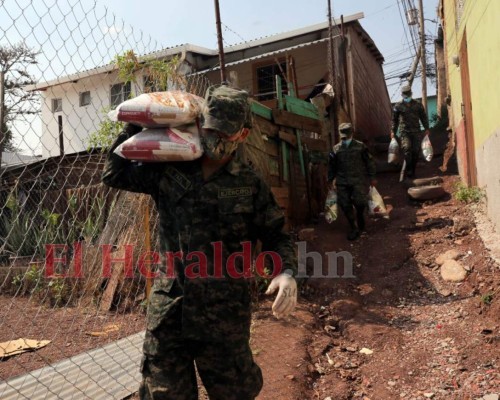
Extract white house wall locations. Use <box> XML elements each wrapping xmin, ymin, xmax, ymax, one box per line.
<box><xmin>40</xmin><ymin>70</ymin><xmax>143</xmax><ymax>158</ymax></box>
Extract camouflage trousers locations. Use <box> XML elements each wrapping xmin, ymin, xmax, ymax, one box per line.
<box><xmin>337</xmin><ymin>183</ymin><xmax>367</xmax><ymax>228</ymax></box>
<box><xmin>399</xmin><ymin>131</ymin><xmax>423</xmax><ymax>176</ymax></box>
<box><xmin>139</xmin><ymin>299</ymin><xmax>263</xmax><ymax>400</ymax></box>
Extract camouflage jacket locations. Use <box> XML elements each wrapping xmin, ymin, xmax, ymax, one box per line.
<box><xmin>102</xmin><ymin>125</ymin><xmax>296</xmax><ymax>342</ymax></box>
<box><xmin>328</xmin><ymin>139</ymin><xmax>376</xmax><ymax>186</ymax></box>
<box><xmin>391</xmin><ymin>99</ymin><xmax>429</xmax><ymax>135</ymax></box>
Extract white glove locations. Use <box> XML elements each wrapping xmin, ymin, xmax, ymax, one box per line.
<box><xmin>265</xmin><ymin>270</ymin><xmax>297</xmax><ymax>319</ymax></box>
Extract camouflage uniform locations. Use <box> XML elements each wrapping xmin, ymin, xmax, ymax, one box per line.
<box><xmin>103</xmin><ymin>121</ymin><xmax>296</xmax><ymax>399</ymax></box>
<box><xmin>392</xmin><ymin>98</ymin><xmax>429</xmax><ymax>177</ymax></box>
<box><xmin>328</xmin><ymin>131</ymin><xmax>376</xmax><ymax>239</ymax></box>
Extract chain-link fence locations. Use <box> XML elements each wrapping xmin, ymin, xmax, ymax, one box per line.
<box><xmin>0</xmin><ymin>1</ymin><xmax>213</xmax><ymax>398</ymax></box>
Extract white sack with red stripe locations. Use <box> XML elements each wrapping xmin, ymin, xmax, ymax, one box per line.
<box><xmin>108</xmin><ymin>91</ymin><xmax>205</xmax><ymax>128</ymax></box>
<box><xmin>114</xmin><ymin>123</ymin><xmax>203</xmax><ymax>162</ymax></box>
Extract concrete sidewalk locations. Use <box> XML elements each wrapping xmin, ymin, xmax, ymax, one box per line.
<box><xmin>0</xmin><ymin>331</ymin><xmax>144</xmax><ymax>400</ymax></box>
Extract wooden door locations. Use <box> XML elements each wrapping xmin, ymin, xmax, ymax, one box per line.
<box><xmin>459</xmin><ymin>30</ymin><xmax>477</xmax><ymax>186</ymax></box>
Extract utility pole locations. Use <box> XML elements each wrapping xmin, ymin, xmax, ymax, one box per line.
<box><xmin>408</xmin><ymin>46</ymin><xmax>421</xmax><ymax>87</ymax></box>
<box><xmin>418</xmin><ymin>0</ymin><xmax>428</xmax><ymax>112</ymax></box>
<box><xmin>213</xmin><ymin>0</ymin><xmax>226</xmax><ymax>83</ymax></box>
<box><xmin>327</xmin><ymin>0</ymin><xmax>339</xmax><ymax>146</ymax></box>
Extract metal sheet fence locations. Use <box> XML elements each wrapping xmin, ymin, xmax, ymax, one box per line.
<box><xmin>0</xmin><ymin>1</ymin><xmax>212</xmax><ymax>398</ymax></box>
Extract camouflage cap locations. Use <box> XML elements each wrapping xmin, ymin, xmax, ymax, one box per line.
<box><xmin>202</xmin><ymin>85</ymin><xmax>252</xmax><ymax>136</ymax></box>
<box><xmin>338</xmin><ymin>122</ymin><xmax>353</xmax><ymax>137</ymax></box>
<box><xmin>401</xmin><ymin>84</ymin><xmax>412</xmax><ymax>94</ymax></box>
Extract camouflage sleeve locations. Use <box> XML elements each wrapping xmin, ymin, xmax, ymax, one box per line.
<box><xmin>418</xmin><ymin>103</ymin><xmax>429</xmax><ymax>130</ymax></box>
<box><xmin>327</xmin><ymin>151</ymin><xmax>336</xmax><ymax>182</ymax></box>
<box><xmin>391</xmin><ymin>104</ymin><xmax>400</xmax><ymax>133</ymax></box>
<box><xmin>101</xmin><ymin>124</ymin><xmax>163</xmax><ymax>195</ymax></box>
<box><xmin>362</xmin><ymin>144</ymin><xmax>376</xmax><ymax>179</ymax></box>
<box><xmin>253</xmin><ymin>179</ymin><xmax>297</xmax><ymax>277</ymax></box>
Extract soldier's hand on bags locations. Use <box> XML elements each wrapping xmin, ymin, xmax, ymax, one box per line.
<box><xmin>370</xmin><ymin>179</ymin><xmax>378</xmax><ymax>187</ymax></box>
<box><xmin>390</xmin><ymin>131</ymin><xmax>395</xmax><ymax>139</ymax></box>
<box><xmin>265</xmin><ymin>270</ymin><xmax>297</xmax><ymax>319</ymax></box>
<box><xmin>123</xmin><ymin>122</ymin><xmax>143</xmax><ymax>136</ymax></box>
<box><xmin>424</xmin><ymin>129</ymin><xmax>430</xmax><ymax>137</ymax></box>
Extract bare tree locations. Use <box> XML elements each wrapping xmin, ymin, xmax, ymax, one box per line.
<box><xmin>0</xmin><ymin>42</ymin><xmax>40</xmax><ymax>164</ymax></box>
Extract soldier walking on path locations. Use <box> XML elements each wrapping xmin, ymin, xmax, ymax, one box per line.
<box><xmin>328</xmin><ymin>123</ymin><xmax>377</xmax><ymax>241</ymax></box>
<box><xmin>102</xmin><ymin>85</ymin><xmax>297</xmax><ymax>400</ymax></box>
<box><xmin>390</xmin><ymin>84</ymin><xmax>430</xmax><ymax>179</ymax></box>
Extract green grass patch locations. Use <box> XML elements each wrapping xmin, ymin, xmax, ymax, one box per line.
<box><xmin>453</xmin><ymin>182</ymin><xmax>485</xmax><ymax>204</ymax></box>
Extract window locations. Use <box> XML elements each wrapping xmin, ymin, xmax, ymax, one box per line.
<box><xmin>51</xmin><ymin>98</ymin><xmax>62</xmax><ymax>113</ymax></box>
<box><xmin>254</xmin><ymin>61</ymin><xmax>288</xmax><ymax>101</ymax></box>
<box><xmin>110</xmin><ymin>82</ymin><xmax>131</xmax><ymax>108</ymax></box>
<box><xmin>79</xmin><ymin>91</ymin><xmax>91</xmax><ymax>106</ymax></box>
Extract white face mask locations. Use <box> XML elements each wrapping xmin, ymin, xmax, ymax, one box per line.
<box><xmin>341</xmin><ymin>137</ymin><xmax>353</xmax><ymax>147</ymax></box>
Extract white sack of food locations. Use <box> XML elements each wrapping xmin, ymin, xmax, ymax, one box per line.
<box><xmin>114</xmin><ymin>123</ymin><xmax>203</xmax><ymax>162</ymax></box>
<box><xmin>421</xmin><ymin>135</ymin><xmax>433</xmax><ymax>162</ymax></box>
<box><xmin>368</xmin><ymin>186</ymin><xmax>389</xmax><ymax>219</ymax></box>
<box><xmin>388</xmin><ymin>137</ymin><xmax>400</xmax><ymax>164</ymax></box>
<box><xmin>324</xmin><ymin>188</ymin><xmax>338</xmax><ymax>224</ymax></box>
<box><xmin>108</xmin><ymin>91</ymin><xmax>205</xmax><ymax>128</ymax></box>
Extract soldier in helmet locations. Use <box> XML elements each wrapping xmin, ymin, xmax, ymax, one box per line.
<box><xmin>103</xmin><ymin>84</ymin><xmax>297</xmax><ymax>400</ymax></box>
<box><xmin>390</xmin><ymin>84</ymin><xmax>430</xmax><ymax>178</ymax></box>
<box><xmin>328</xmin><ymin>123</ymin><xmax>377</xmax><ymax>241</ymax></box>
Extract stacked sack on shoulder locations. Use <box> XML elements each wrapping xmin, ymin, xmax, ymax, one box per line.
<box><xmin>109</xmin><ymin>91</ymin><xmax>205</xmax><ymax>162</ymax></box>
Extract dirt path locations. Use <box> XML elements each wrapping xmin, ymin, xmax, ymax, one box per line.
<box><xmin>2</xmin><ymin>151</ymin><xmax>498</xmax><ymax>400</ymax></box>
<box><xmin>253</xmin><ymin>156</ymin><xmax>499</xmax><ymax>400</ymax></box>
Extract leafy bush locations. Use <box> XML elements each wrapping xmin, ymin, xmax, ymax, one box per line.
<box><xmin>2</xmin><ymin>194</ymin><xmax>39</xmax><ymax>257</ymax></box>
<box><xmin>87</xmin><ymin>107</ymin><xmax>125</xmax><ymax>152</ymax></box>
<box><xmin>453</xmin><ymin>182</ymin><xmax>485</xmax><ymax>204</ymax></box>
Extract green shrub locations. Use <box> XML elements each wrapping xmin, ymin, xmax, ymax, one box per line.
<box><xmin>453</xmin><ymin>182</ymin><xmax>485</xmax><ymax>204</ymax></box>
<box><xmin>481</xmin><ymin>292</ymin><xmax>493</xmax><ymax>305</ymax></box>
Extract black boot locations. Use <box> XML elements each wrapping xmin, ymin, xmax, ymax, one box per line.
<box><xmin>356</xmin><ymin>206</ymin><xmax>366</xmax><ymax>232</ymax></box>
<box><xmin>347</xmin><ymin>228</ymin><xmax>360</xmax><ymax>241</ymax></box>
<box><xmin>342</xmin><ymin>206</ymin><xmax>359</xmax><ymax>241</ymax></box>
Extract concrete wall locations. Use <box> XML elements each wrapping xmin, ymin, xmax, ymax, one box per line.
<box><xmin>41</xmin><ymin>71</ymin><xmax>121</xmax><ymax>157</ymax></box>
<box><xmin>476</xmin><ymin>129</ymin><xmax>500</xmax><ymax>229</ymax></box>
<box><xmin>441</xmin><ymin>0</ymin><xmax>500</xmax><ymax>229</ymax></box>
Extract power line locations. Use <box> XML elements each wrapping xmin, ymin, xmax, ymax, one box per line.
<box><xmin>396</xmin><ymin>0</ymin><xmax>417</xmax><ymax>57</ymax></box>
<box><xmin>364</xmin><ymin>1</ymin><xmax>398</xmax><ymax>18</ymax></box>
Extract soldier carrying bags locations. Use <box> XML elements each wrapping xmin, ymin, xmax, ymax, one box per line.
<box><xmin>390</xmin><ymin>84</ymin><xmax>430</xmax><ymax>179</ymax></box>
<box><xmin>328</xmin><ymin>123</ymin><xmax>377</xmax><ymax>241</ymax></box>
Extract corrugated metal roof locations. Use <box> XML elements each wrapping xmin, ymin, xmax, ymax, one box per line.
<box><xmin>1</xmin><ymin>152</ymin><xmax>39</xmax><ymax>167</ymax></box>
<box><xmin>222</xmin><ymin>12</ymin><xmax>363</xmax><ymax>53</ymax></box>
<box><xmin>198</xmin><ymin>37</ymin><xmax>337</xmax><ymax>73</ymax></box>
<box><xmin>25</xmin><ymin>44</ymin><xmax>215</xmax><ymax>92</ymax></box>
<box><xmin>0</xmin><ymin>331</ymin><xmax>145</xmax><ymax>400</ymax></box>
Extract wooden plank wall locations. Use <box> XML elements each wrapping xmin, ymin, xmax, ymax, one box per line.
<box><xmin>347</xmin><ymin>25</ymin><xmax>392</xmax><ymax>141</ymax></box>
<box><xmin>253</xmin><ymin>107</ymin><xmax>328</xmax><ymax>228</ymax></box>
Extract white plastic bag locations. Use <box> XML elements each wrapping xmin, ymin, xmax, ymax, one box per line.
<box><xmin>368</xmin><ymin>186</ymin><xmax>389</xmax><ymax>219</ymax></box>
<box><xmin>388</xmin><ymin>137</ymin><xmax>400</xmax><ymax>164</ymax></box>
<box><xmin>324</xmin><ymin>188</ymin><xmax>338</xmax><ymax>224</ymax></box>
<box><xmin>421</xmin><ymin>135</ymin><xmax>433</xmax><ymax>162</ymax></box>
<box><xmin>108</xmin><ymin>91</ymin><xmax>205</xmax><ymax>128</ymax></box>
<box><xmin>114</xmin><ymin>123</ymin><xmax>203</xmax><ymax>162</ymax></box>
